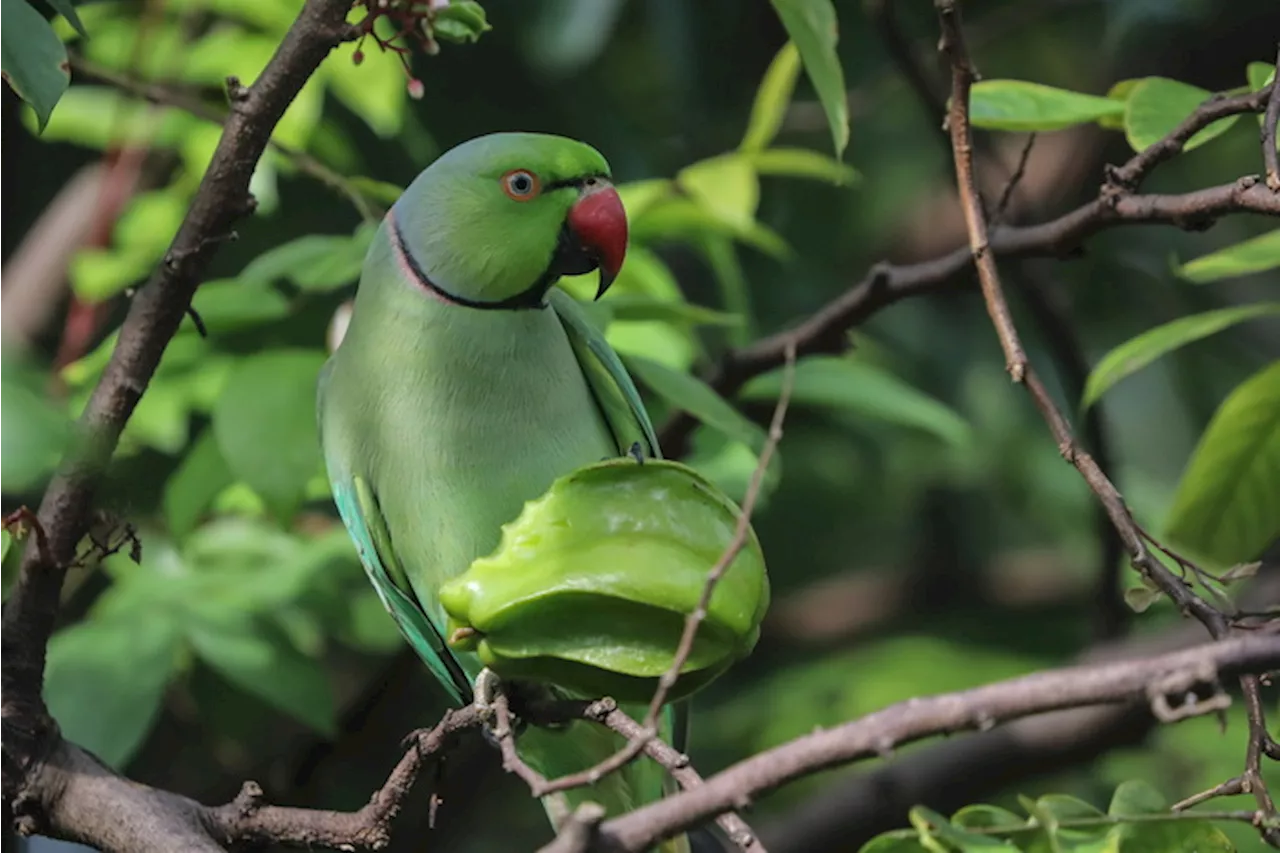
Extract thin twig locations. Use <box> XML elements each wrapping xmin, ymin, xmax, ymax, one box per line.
<box><xmin>489</xmin><ymin>689</ymin><xmax>569</xmax><ymax>828</ymax></box>
<box><xmin>204</xmin><ymin>706</ymin><xmax>482</xmax><ymax>849</ymax></box>
<box><xmin>1173</xmin><ymin>776</ymin><xmax>1247</xmax><ymax>812</ymax></box>
<box><xmin>535</xmin><ymin>343</ymin><xmax>799</xmax><ymax>808</ymax></box>
<box><xmin>992</xmin><ymin>133</ymin><xmax>1037</xmax><ymax>225</ymax></box>
<box><xmin>645</xmin><ymin>339</ymin><xmax>798</xmax><ymax>727</ymax></box>
<box><xmin>658</xmin><ymin>73</ymin><xmax>1278</xmax><ymax>458</ymax></box>
<box><xmin>1107</xmin><ymin>84</ymin><xmax>1274</xmax><ymax>190</ymax></box>
<box><xmin>585</xmin><ymin>700</ymin><xmax>762</xmax><ymax>851</ymax></box>
<box><xmin>932</xmin><ymin>0</ymin><xmax>1279</xmax><ymax>845</ymax></box>
<box><xmin>1263</xmin><ymin>46</ymin><xmax>1280</xmax><ymax>192</ymax></box>
<box><xmin>935</xmin><ymin>0</ymin><xmax>1027</xmax><ymax>381</ymax></box>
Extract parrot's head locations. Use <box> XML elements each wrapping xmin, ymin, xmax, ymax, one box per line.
<box><xmin>388</xmin><ymin>132</ymin><xmax>627</xmax><ymax>308</ymax></box>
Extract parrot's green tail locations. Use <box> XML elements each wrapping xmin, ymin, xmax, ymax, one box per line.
<box><xmin>517</xmin><ymin>707</ymin><xmax>691</xmax><ymax>853</ymax></box>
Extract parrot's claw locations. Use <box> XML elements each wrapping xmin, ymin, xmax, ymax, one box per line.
<box><xmin>599</xmin><ymin>442</ymin><xmax>647</xmax><ymax>465</ymax></box>
<box><xmin>472</xmin><ymin>667</ymin><xmax>502</xmax><ymax>723</ymax></box>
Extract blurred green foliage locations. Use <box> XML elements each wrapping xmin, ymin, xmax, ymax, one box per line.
<box><xmin>3</xmin><ymin>0</ymin><xmax>1279</xmax><ymax>850</ymax></box>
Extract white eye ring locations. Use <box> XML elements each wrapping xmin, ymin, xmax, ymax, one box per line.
<box><xmin>502</xmin><ymin>169</ymin><xmax>540</xmax><ymax>200</ymax></box>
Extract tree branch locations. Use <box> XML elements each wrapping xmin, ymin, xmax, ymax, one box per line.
<box><xmin>658</xmin><ymin>85</ymin><xmax>1278</xmax><ymax>457</ymax></box>
<box><xmin>1264</xmin><ymin>46</ymin><xmax>1280</xmax><ymax>192</ymax></box>
<box><xmin>2</xmin><ymin>0</ymin><xmax>357</xmax><ymax>847</ymax></box>
<box><xmin>576</xmin><ymin>633</ymin><xmax>1280</xmax><ymax>852</ymax></box>
<box><xmin>931</xmin><ymin>0</ymin><xmax>1279</xmax><ymax>843</ymax></box>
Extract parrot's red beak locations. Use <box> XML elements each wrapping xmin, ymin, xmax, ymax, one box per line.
<box><xmin>567</xmin><ymin>184</ymin><xmax>627</xmax><ymax>300</ymax></box>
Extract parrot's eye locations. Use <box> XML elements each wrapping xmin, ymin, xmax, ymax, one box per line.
<box><xmin>501</xmin><ymin>169</ymin><xmax>540</xmax><ymax>201</ymax></box>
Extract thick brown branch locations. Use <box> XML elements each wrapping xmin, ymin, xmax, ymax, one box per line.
<box><xmin>585</xmin><ymin>634</ymin><xmax>1280</xmax><ymax>852</ymax></box>
<box><xmin>1265</xmin><ymin>47</ymin><xmax>1280</xmax><ymax>192</ymax></box>
<box><xmin>2</xmin><ymin>0</ymin><xmax>356</xmax><ymax>847</ymax></box>
<box><xmin>11</xmin><ymin>708</ymin><xmax>480</xmax><ymax>853</ymax></box>
<box><xmin>658</xmin><ymin>71</ymin><xmax>1277</xmax><ymax>459</ymax></box>
<box><xmin>933</xmin><ymin>0</ymin><xmax>1278</xmax><ymax>843</ymax></box>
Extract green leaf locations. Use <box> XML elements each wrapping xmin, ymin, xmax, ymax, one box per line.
<box><xmin>1247</xmin><ymin>61</ymin><xmax>1276</xmax><ymax>93</ymax></box>
<box><xmin>951</xmin><ymin>805</ymin><xmax>1027</xmax><ymax>832</ymax></box>
<box><xmin>747</xmin><ymin>146</ymin><xmax>860</xmax><ymax>185</ymax></box>
<box><xmin>617</xmin><ymin>178</ymin><xmax>674</xmax><ymax>221</ymax></box>
<box><xmin>1177</xmin><ymin>229</ymin><xmax>1280</xmax><ymax>284</ymax></box>
<box><xmin>240</xmin><ymin>228</ymin><xmax>374</xmax><ymax>292</ymax></box>
<box><xmin>186</xmin><ymin>614</ymin><xmax>336</xmax><ymax>735</ymax></box>
<box><xmin>1</xmin><ymin>357</ymin><xmax>73</xmax><ymax>492</ymax></box>
<box><xmin>1124</xmin><ymin>77</ymin><xmax>1240</xmax><ymax>153</ymax></box>
<box><xmin>678</xmin><ymin>153</ymin><xmax>760</xmax><ymax>230</ymax></box>
<box><xmin>1110</xmin><ymin>820</ymin><xmax>1234</xmax><ymax>853</ymax></box>
<box><xmin>45</xmin><ymin>0</ymin><xmax>87</xmax><ymax>37</ymax></box>
<box><xmin>212</xmin><ymin>349</ymin><xmax>327</xmax><ymax>518</ymax></box>
<box><xmin>741</xmin><ymin>356</ymin><xmax>973</xmax><ymax>448</ymax></box>
<box><xmin>1082</xmin><ymin>303</ymin><xmax>1280</xmax><ymax>409</ymax></box>
<box><xmin>190</xmin><ymin>280</ymin><xmax>292</xmax><ymax>333</ymax></box>
<box><xmin>969</xmin><ymin>80</ymin><xmax>1125</xmax><ymax>131</ymax></box>
<box><xmin>604</xmin><ymin>294</ymin><xmax>741</xmax><ymax>328</ymax></box>
<box><xmin>1034</xmin><ymin>793</ymin><xmax>1105</xmax><ymax>821</ymax></box>
<box><xmin>69</xmin><ymin>246</ymin><xmax>154</xmax><ymax>301</ymax></box>
<box><xmin>44</xmin><ymin>614</ymin><xmax>181</xmax><ymax>768</ymax></box>
<box><xmin>432</xmin><ymin>0</ymin><xmax>491</xmax><ymax>43</ymax></box>
<box><xmin>859</xmin><ymin>830</ymin><xmax>932</xmax><ymax>853</ymax></box>
<box><xmin>769</xmin><ymin>0</ymin><xmax>848</xmax><ymax>159</ymax></box>
<box><xmin>740</xmin><ymin>41</ymin><xmax>802</xmax><ymax>152</ymax></box>
<box><xmin>28</xmin><ymin>86</ymin><xmax>195</xmax><ymax>149</ymax></box>
<box><xmin>1098</xmin><ymin>78</ymin><xmax>1142</xmax><ymax>129</ymax></box>
<box><xmin>625</xmin><ymin>354</ymin><xmax>767</xmax><ymax>451</ymax></box>
<box><xmin>115</xmin><ymin>189</ymin><xmax>189</xmax><ymax>256</ymax></box>
<box><xmin>1106</xmin><ymin>784</ymin><xmax>1232</xmax><ymax>853</ymax></box>
<box><xmin>2</xmin><ymin>0</ymin><xmax>71</xmax><ymax>131</ymax></box>
<box><xmin>124</xmin><ymin>378</ymin><xmax>191</xmax><ymax>454</ymax></box>
<box><xmin>699</xmin><ymin>235</ymin><xmax>755</xmax><ymax>346</ymax></box>
<box><xmin>631</xmin><ymin>196</ymin><xmax>791</xmax><ymax>259</ymax></box>
<box><xmin>348</xmin><ymin>175</ymin><xmax>405</xmax><ymax>205</ymax></box>
<box><xmin>910</xmin><ymin>806</ymin><xmax>1016</xmax><ymax>851</ymax></box>
<box><xmin>163</xmin><ymin>429</ymin><xmax>235</xmax><ymax>539</ymax></box>
<box><xmin>1165</xmin><ymin>361</ymin><xmax>1280</xmax><ymax>566</ymax></box>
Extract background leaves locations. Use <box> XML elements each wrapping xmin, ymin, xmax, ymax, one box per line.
<box><xmin>3</xmin><ymin>0</ymin><xmax>1278</xmax><ymax>850</ymax></box>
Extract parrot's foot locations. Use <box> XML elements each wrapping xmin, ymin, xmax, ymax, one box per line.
<box><xmin>472</xmin><ymin>667</ymin><xmax>502</xmax><ymax>724</ymax></box>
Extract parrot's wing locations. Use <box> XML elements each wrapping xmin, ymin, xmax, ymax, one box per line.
<box><xmin>318</xmin><ymin>368</ymin><xmax>471</xmax><ymax>705</ymax></box>
<box><xmin>548</xmin><ymin>286</ymin><xmax>662</xmax><ymax>460</ymax></box>
<box><xmin>547</xmin><ymin>288</ymin><xmax>690</xmax><ymax>755</ymax></box>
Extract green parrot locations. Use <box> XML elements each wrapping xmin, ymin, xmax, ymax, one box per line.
<box><xmin>317</xmin><ymin>132</ymin><xmax>690</xmax><ymax>851</ymax></box>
